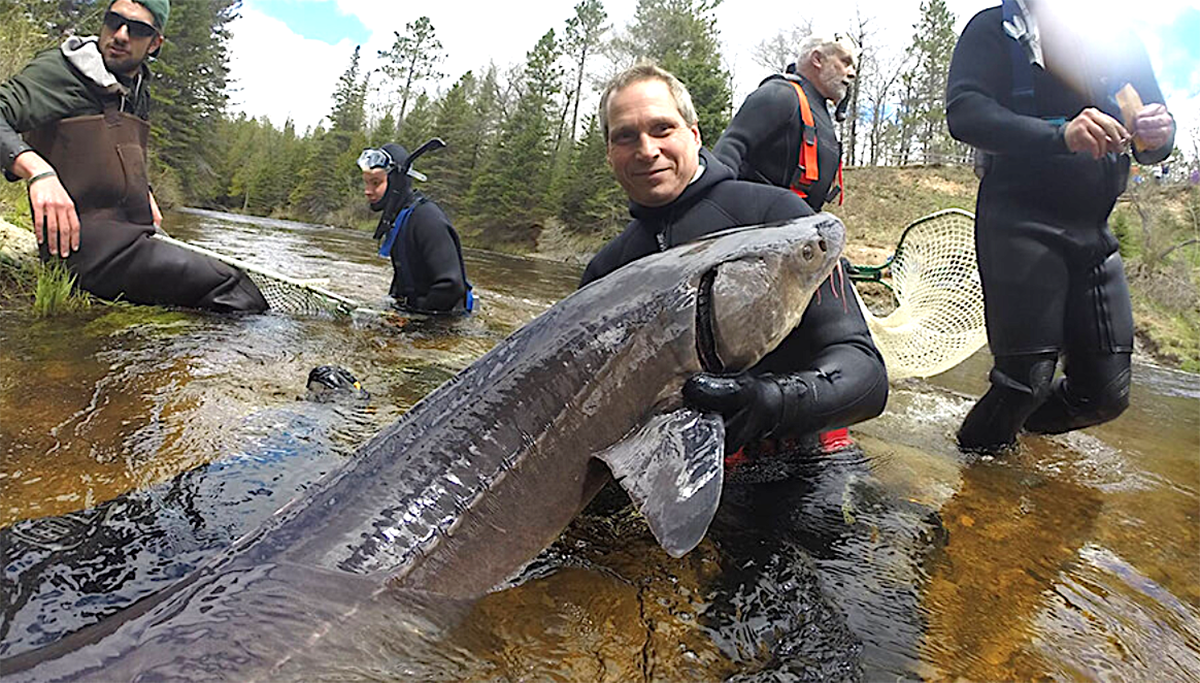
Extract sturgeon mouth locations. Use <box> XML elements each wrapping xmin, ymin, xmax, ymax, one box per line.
<box><xmin>695</xmin><ymin>267</ymin><xmax>724</xmax><ymax>373</ymax></box>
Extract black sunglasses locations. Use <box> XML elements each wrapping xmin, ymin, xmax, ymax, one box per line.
<box><xmin>103</xmin><ymin>10</ymin><xmax>159</xmax><ymax>39</ymax></box>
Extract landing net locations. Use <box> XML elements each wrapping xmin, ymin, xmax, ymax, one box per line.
<box><xmin>851</xmin><ymin>208</ymin><xmax>988</xmax><ymax>381</ymax></box>
<box><xmin>152</xmin><ymin>234</ymin><xmax>361</xmax><ymax>318</ymax></box>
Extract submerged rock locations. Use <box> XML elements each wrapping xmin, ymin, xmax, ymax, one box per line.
<box><xmin>0</xmin><ymin>218</ymin><xmax>37</xmax><ymax>270</ymax></box>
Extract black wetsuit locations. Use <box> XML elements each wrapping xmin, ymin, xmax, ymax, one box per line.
<box><xmin>0</xmin><ymin>43</ymin><xmax>267</xmax><ymax>313</ymax></box>
<box><xmin>946</xmin><ymin>5</ymin><xmax>1173</xmax><ymax>450</ymax></box>
<box><xmin>582</xmin><ymin>149</ymin><xmax>887</xmax><ymax>446</ymax></box>
<box><xmin>713</xmin><ymin>74</ymin><xmax>842</xmax><ymax>212</ymax></box>
<box><xmin>371</xmin><ymin>143</ymin><xmax>469</xmax><ymax>313</ymax></box>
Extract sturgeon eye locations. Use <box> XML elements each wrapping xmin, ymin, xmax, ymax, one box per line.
<box><xmin>803</xmin><ymin>244</ymin><xmax>814</xmax><ymax>261</ymax></box>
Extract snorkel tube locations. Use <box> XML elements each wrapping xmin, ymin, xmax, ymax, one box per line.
<box><xmin>399</xmin><ymin>138</ymin><xmax>446</xmax><ymax>182</ymax></box>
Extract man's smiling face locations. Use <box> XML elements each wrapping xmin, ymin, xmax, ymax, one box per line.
<box><xmin>605</xmin><ymin>78</ymin><xmax>702</xmax><ymax>208</ymax></box>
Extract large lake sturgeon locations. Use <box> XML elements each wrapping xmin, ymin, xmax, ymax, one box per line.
<box><xmin>4</xmin><ymin>214</ymin><xmax>845</xmax><ymax>680</ymax></box>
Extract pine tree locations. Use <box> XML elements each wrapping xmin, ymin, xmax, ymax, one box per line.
<box><xmin>378</xmin><ymin>16</ymin><xmax>445</xmax><ymax>125</ymax></box>
<box><xmin>465</xmin><ymin>30</ymin><xmax>562</xmax><ymax>237</ymax></box>
<box><xmin>150</xmin><ymin>0</ymin><xmax>240</xmax><ymax>203</ymax></box>
<box><xmin>290</xmin><ymin>48</ymin><xmax>369</xmax><ymax>219</ymax></box>
<box><xmin>560</xmin><ymin>0</ymin><xmax>609</xmax><ymax>147</ymax></box>
<box><xmin>558</xmin><ymin>116</ymin><xmax>624</xmax><ymax>235</ymax></box>
<box><xmin>423</xmin><ymin>72</ymin><xmax>482</xmax><ymax>216</ymax></box>
<box><xmin>329</xmin><ymin>46</ymin><xmax>368</xmax><ymax>134</ymax></box>
<box><xmin>398</xmin><ymin>92</ymin><xmax>435</xmax><ymax>151</ymax></box>
<box><xmin>613</xmin><ymin>0</ymin><xmax>730</xmax><ymax>140</ymax></box>
<box><xmin>907</xmin><ymin>0</ymin><xmax>962</xmax><ymax>164</ymax></box>
<box><xmin>371</xmin><ymin>109</ymin><xmax>397</xmax><ymax>147</ymax></box>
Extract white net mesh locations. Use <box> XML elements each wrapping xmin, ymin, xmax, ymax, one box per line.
<box><xmin>152</xmin><ymin>234</ymin><xmax>359</xmax><ymax>318</ymax></box>
<box><xmin>853</xmin><ymin>208</ymin><xmax>988</xmax><ymax>381</ymax></box>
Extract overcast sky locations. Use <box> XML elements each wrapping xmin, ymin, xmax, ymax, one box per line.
<box><xmin>224</xmin><ymin>0</ymin><xmax>1200</xmax><ymax>155</ymax></box>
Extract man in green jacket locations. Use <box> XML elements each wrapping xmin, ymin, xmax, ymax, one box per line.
<box><xmin>0</xmin><ymin>0</ymin><xmax>267</xmax><ymax>312</ymax></box>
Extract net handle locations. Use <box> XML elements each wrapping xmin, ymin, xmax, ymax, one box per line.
<box><xmin>848</xmin><ymin>207</ymin><xmax>976</xmax><ymax>284</ymax></box>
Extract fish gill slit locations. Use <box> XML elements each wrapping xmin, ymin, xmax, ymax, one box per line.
<box><xmin>695</xmin><ymin>268</ymin><xmax>724</xmax><ymax>373</ymax></box>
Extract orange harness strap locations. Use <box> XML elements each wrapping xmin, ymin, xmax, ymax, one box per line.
<box><xmin>837</xmin><ymin>159</ymin><xmax>844</xmax><ymax>206</ymax></box>
<box><xmin>787</xmin><ymin>81</ymin><xmax>820</xmax><ymax>199</ymax></box>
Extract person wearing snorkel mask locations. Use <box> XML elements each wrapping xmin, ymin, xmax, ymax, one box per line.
<box><xmin>947</xmin><ymin>0</ymin><xmax>1174</xmax><ymax>453</ymax></box>
<box><xmin>713</xmin><ymin>34</ymin><xmax>858</xmax><ymax>213</ymax></box>
<box><xmin>0</xmin><ymin>0</ymin><xmax>268</xmax><ymax>313</ymax></box>
<box><xmin>359</xmin><ymin>141</ymin><xmax>473</xmax><ymax>314</ymax></box>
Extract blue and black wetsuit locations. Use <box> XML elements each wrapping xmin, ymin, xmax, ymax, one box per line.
<box><xmin>946</xmin><ymin>5</ymin><xmax>1174</xmax><ymax>450</ymax></box>
<box><xmin>371</xmin><ymin>143</ymin><xmax>470</xmax><ymax>313</ymax></box>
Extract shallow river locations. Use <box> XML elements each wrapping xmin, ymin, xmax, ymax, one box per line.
<box><xmin>1</xmin><ymin>209</ymin><xmax>1197</xmax><ymax>681</ymax></box>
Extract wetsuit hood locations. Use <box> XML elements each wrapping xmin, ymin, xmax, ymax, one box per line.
<box><xmin>370</xmin><ymin>143</ymin><xmax>418</xmax><ymax>243</ymax></box>
<box><xmin>370</xmin><ymin>142</ymin><xmax>415</xmax><ymax>216</ymax></box>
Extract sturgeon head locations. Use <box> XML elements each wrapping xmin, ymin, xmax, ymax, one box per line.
<box><xmin>590</xmin><ymin>215</ymin><xmax>845</xmax><ymax>558</ymax></box>
<box><xmin>696</xmin><ymin>217</ymin><xmax>846</xmax><ymax>373</ymax></box>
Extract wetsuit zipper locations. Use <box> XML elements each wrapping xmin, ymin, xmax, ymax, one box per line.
<box><xmin>656</xmin><ymin>207</ymin><xmax>678</xmax><ymax>252</ymax></box>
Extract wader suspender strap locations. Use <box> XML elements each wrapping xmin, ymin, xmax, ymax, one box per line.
<box><xmin>787</xmin><ymin>80</ymin><xmax>820</xmax><ymax>198</ymax></box>
<box><xmin>1005</xmin><ymin>0</ymin><xmax>1106</xmax><ymax>125</ymax></box>
<box><xmin>787</xmin><ymin>80</ymin><xmax>844</xmax><ymax>206</ymax></box>
<box><xmin>836</xmin><ymin>161</ymin><xmax>844</xmax><ymax>206</ymax></box>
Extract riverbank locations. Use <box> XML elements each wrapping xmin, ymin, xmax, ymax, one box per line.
<box><xmin>461</xmin><ymin>165</ymin><xmax>1199</xmax><ymax>373</ymax></box>
<box><xmin>3</xmin><ymin>165</ymin><xmax>1196</xmax><ymax>370</ymax></box>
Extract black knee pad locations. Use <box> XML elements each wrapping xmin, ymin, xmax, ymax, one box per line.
<box><xmin>1025</xmin><ymin>354</ymin><xmax>1131</xmax><ymax>434</ymax></box>
<box><xmin>1079</xmin><ymin>363</ymin><xmax>1132</xmax><ymax>423</ymax></box>
<box><xmin>958</xmin><ymin>353</ymin><xmax>1058</xmax><ymax>453</ymax></box>
<box><xmin>991</xmin><ymin>353</ymin><xmax>1057</xmax><ymax>399</ymax></box>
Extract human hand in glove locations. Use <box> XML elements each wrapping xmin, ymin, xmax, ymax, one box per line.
<box><xmin>682</xmin><ymin>372</ymin><xmax>785</xmax><ymax>454</ymax></box>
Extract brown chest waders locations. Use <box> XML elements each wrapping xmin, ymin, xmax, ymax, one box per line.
<box><xmin>26</xmin><ymin>106</ymin><xmax>267</xmax><ymax>312</ymax></box>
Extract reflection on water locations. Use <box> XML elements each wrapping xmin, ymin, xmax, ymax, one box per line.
<box><xmin>1</xmin><ymin>209</ymin><xmax>1198</xmax><ymax>680</ymax></box>
<box><xmin>0</xmin><ymin>209</ymin><xmax>581</xmax><ymax>660</ymax></box>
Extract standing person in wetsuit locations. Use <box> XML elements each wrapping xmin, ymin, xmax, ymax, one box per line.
<box><xmin>360</xmin><ymin>142</ymin><xmax>472</xmax><ymax>314</ymax></box>
<box><xmin>583</xmin><ymin>62</ymin><xmax>887</xmax><ymax>465</ymax></box>
<box><xmin>713</xmin><ymin>34</ymin><xmax>862</xmax><ymax>453</ymax></box>
<box><xmin>713</xmin><ymin>34</ymin><xmax>857</xmax><ymax>213</ymax></box>
<box><xmin>947</xmin><ymin>0</ymin><xmax>1175</xmax><ymax>453</ymax></box>
<box><xmin>0</xmin><ymin>0</ymin><xmax>267</xmax><ymax>313</ymax></box>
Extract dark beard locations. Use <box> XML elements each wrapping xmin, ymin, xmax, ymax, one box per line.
<box><xmin>102</xmin><ymin>49</ymin><xmax>145</xmax><ymax>77</ymax></box>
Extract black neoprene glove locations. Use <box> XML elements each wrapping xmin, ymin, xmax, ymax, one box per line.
<box><xmin>683</xmin><ymin>372</ymin><xmax>810</xmax><ymax>454</ymax></box>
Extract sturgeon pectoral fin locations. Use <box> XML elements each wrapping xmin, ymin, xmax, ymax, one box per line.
<box><xmin>595</xmin><ymin>409</ymin><xmax>725</xmax><ymax>558</ymax></box>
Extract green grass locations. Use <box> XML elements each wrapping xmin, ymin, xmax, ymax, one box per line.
<box><xmin>0</xmin><ymin>179</ymin><xmax>30</xmax><ymax>226</ymax></box>
<box><xmin>827</xmin><ymin>165</ymin><xmax>980</xmax><ymax>251</ymax></box>
<box><xmin>32</xmin><ymin>260</ymin><xmax>90</xmax><ymax>317</ymax></box>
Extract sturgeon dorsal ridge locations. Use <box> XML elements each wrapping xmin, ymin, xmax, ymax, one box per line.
<box><xmin>595</xmin><ymin>408</ymin><xmax>726</xmax><ymax>557</ymax></box>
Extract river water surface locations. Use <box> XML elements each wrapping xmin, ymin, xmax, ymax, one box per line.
<box><xmin>1</xmin><ymin>209</ymin><xmax>1197</xmax><ymax>681</ymax></box>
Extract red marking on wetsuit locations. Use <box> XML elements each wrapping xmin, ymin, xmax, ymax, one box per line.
<box><xmin>820</xmin><ymin>427</ymin><xmax>854</xmax><ymax>453</ymax></box>
<box><xmin>724</xmin><ymin>447</ymin><xmax>749</xmax><ymax>468</ymax></box>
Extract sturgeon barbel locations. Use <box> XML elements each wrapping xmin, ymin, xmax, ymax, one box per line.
<box><xmin>4</xmin><ymin>215</ymin><xmax>845</xmax><ymax>679</ymax></box>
